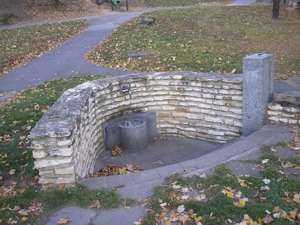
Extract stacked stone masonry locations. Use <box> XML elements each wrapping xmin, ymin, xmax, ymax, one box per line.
<box><xmin>30</xmin><ymin>72</ymin><xmax>243</xmax><ymax>186</ymax></box>
<box><xmin>268</xmin><ymin>103</ymin><xmax>300</xmax><ymax>125</ymax></box>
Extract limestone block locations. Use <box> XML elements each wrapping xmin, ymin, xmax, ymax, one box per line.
<box><xmin>55</xmin><ymin>166</ymin><xmax>75</xmax><ymax>175</ymax></box>
<box><xmin>34</xmin><ymin>157</ymin><xmax>72</xmax><ymax>169</ymax></box>
<box><xmin>32</xmin><ymin>150</ymin><xmax>48</xmax><ymax>159</ymax></box>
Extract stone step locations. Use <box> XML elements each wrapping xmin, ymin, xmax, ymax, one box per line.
<box><xmin>45</xmin><ymin>206</ymin><xmax>146</xmax><ymax>225</ymax></box>
<box><xmin>81</xmin><ymin>125</ymin><xmax>292</xmax><ymax>200</ymax></box>
<box><xmin>273</xmin><ymin>91</ymin><xmax>300</xmax><ymax>107</ymax></box>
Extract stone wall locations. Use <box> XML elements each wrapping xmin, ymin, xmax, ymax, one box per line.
<box><xmin>30</xmin><ymin>72</ymin><xmax>243</xmax><ymax>186</ymax></box>
<box><xmin>30</xmin><ymin>53</ymin><xmax>275</xmax><ymax>186</ymax></box>
<box><xmin>268</xmin><ymin>103</ymin><xmax>300</xmax><ymax>125</ymax></box>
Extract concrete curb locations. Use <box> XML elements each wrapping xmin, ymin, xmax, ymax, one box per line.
<box><xmin>81</xmin><ymin>124</ymin><xmax>292</xmax><ymax>200</ymax></box>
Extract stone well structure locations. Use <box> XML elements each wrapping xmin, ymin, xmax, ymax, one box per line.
<box><xmin>30</xmin><ymin>53</ymin><xmax>273</xmax><ymax>186</ymax></box>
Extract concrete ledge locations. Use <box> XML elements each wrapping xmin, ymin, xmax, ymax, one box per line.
<box><xmin>81</xmin><ymin>125</ymin><xmax>292</xmax><ymax>199</ymax></box>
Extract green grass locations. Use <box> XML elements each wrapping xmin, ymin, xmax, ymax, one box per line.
<box><xmin>143</xmin><ymin>147</ymin><xmax>300</xmax><ymax>225</ymax></box>
<box><xmin>0</xmin><ymin>20</ymin><xmax>86</xmax><ymax>76</ymax></box>
<box><xmin>0</xmin><ymin>75</ymin><xmax>110</xmax><ymax>224</ymax></box>
<box><xmin>0</xmin><ymin>75</ymin><xmax>102</xmax><ymax>183</ymax></box>
<box><xmin>87</xmin><ymin>6</ymin><xmax>300</xmax><ymax>79</ymax></box>
<box><xmin>0</xmin><ymin>14</ymin><xmax>17</xmax><ymax>25</ymax></box>
<box><xmin>0</xmin><ymin>185</ymin><xmax>120</xmax><ymax>225</ymax></box>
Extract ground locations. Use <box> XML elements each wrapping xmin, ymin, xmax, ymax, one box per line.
<box><xmin>0</xmin><ymin>76</ymin><xmax>115</xmax><ymax>225</ymax></box>
<box><xmin>142</xmin><ymin>146</ymin><xmax>300</xmax><ymax>225</ymax></box>
<box><xmin>0</xmin><ymin>0</ymin><xmax>300</xmax><ymax>224</ymax></box>
<box><xmin>87</xmin><ymin>6</ymin><xmax>300</xmax><ymax>79</ymax></box>
<box><xmin>0</xmin><ymin>20</ymin><xmax>86</xmax><ymax>76</ymax></box>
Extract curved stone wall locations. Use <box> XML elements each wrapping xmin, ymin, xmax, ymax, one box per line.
<box><xmin>30</xmin><ymin>54</ymin><xmax>274</xmax><ymax>186</ymax></box>
<box><xmin>268</xmin><ymin>103</ymin><xmax>300</xmax><ymax>125</ymax></box>
<box><xmin>30</xmin><ymin>72</ymin><xmax>243</xmax><ymax>185</ymax></box>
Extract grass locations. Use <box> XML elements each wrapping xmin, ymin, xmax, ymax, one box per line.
<box><xmin>0</xmin><ymin>14</ymin><xmax>17</xmax><ymax>25</ymax></box>
<box><xmin>142</xmin><ymin>147</ymin><xmax>300</xmax><ymax>225</ymax></box>
<box><xmin>129</xmin><ymin>0</ymin><xmax>226</xmax><ymax>7</ymax></box>
<box><xmin>0</xmin><ymin>75</ymin><xmax>109</xmax><ymax>224</ymax></box>
<box><xmin>0</xmin><ymin>75</ymin><xmax>102</xmax><ymax>184</ymax></box>
<box><xmin>0</xmin><ymin>20</ymin><xmax>86</xmax><ymax>76</ymax></box>
<box><xmin>87</xmin><ymin>6</ymin><xmax>300</xmax><ymax>79</ymax></box>
<box><xmin>0</xmin><ymin>185</ymin><xmax>120</xmax><ymax>225</ymax></box>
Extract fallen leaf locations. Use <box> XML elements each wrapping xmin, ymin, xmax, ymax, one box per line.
<box><xmin>237</xmin><ymin>177</ymin><xmax>248</xmax><ymax>187</ymax></box>
<box><xmin>263</xmin><ymin>179</ymin><xmax>271</xmax><ymax>185</ymax></box>
<box><xmin>9</xmin><ymin>169</ymin><xmax>16</xmax><ymax>175</ymax></box>
<box><xmin>262</xmin><ymin>159</ymin><xmax>269</xmax><ymax>164</ymax></box>
<box><xmin>111</xmin><ymin>145</ymin><xmax>122</xmax><ymax>157</ymax></box>
<box><xmin>262</xmin><ymin>215</ymin><xmax>273</xmax><ymax>224</ymax></box>
<box><xmin>89</xmin><ymin>200</ymin><xmax>101</xmax><ymax>208</ymax></box>
<box><xmin>18</xmin><ymin>209</ymin><xmax>29</xmax><ymax>216</ymax></box>
<box><xmin>288</xmin><ymin>209</ymin><xmax>298</xmax><ymax>220</ymax></box>
<box><xmin>233</xmin><ymin>198</ymin><xmax>248</xmax><ymax>208</ymax></box>
<box><xmin>177</xmin><ymin>205</ymin><xmax>185</xmax><ymax>213</ymax></box>
<box><xmin>95</xmin><ymin>164</ymin><xmax>143</xmax><ymax>176</ymax></box>
<box><xmin>57</xmin><ymin>217</ymin><xmax>70</xmax><ymax>225</ymax></box>
<box><xmin>293</xmin><ymin>193</ymin><xmax>300</xmax><ymax>204</ymax></box>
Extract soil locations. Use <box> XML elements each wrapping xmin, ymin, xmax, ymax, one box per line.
<box><xmin>0</xmin><ymin>0</ymin><xmax>115</xmax><ymax>25</ymax></box>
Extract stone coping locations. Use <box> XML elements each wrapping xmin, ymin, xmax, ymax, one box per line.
<box><xmin>30</xmin><ymin>54</ymin><xmax>274</xmax><ymax>186</ymax></box>
<box><xmin>30</xmin><ymin>71</ymin><xmax>242</xmax><ymax>139</ymax></box>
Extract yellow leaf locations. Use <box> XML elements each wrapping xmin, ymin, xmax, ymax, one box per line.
<box><xmin>233</xmin><ymin>198</ymin><xmax>248</xmax><ymax>208</ymax></box>
<box><xmin>226</xmin><ymin>191</ymin><xmax>234</xmax><ymax>199</ymax></box>
<box><xmin>57</xmin><ymin>217</ymin><xmax>70</xmax><ymax>225</ymax></box>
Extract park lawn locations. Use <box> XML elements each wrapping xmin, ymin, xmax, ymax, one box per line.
<box><xmin>142</xmin><ymin>146</ymin><xmax>300</xmax><ymax>225</ymax></box>
<box><xmin>87</xmin><ymin>6</ymin><xmax>300</xmax><ymax>79</ymax></box>
<box><xmin>0</xmin><ymin>75</ymin><xmax>110</xmax><ymax>224</ymax></box>
<box><xmin>0</xmin><ymin>186</ymin><xmax>121</xmax><ymax>225</ymax></box>
<box><xmin>0</xmin><ymin>20</ymin><xmax>86</xmax><ymax>76</ymax></box>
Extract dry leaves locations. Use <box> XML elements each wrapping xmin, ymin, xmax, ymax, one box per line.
<box><xmin>156</xmin><ymin>203</ymin><xmax>203</xmax><ymax>225</ymax></box>
<box><xmin>57</xmin><ymin>217</ymin><xmax>71</xmax><ymax>225</ymax></box>
<box><xmin>95</xmin><ymin>164</ymin><xmax>143</xmax><ymax>176</ymax></box>
<box><xmin>111</xmin><ymin>145</ymin><xmax>122</xmax><ymax>157</ymax></box>
<box><xmin>222</xmin><ymin>187</ymin><xmax>248</xmax><ymax>208</ymax></box>
<box><xmin>293</xmin><ymin>193</ymin><xmax>300</xmax><ymax>204</ymax></box>
<box><xmin>169</xmin><ymin>182</ymin><xmax>207</xmax><ymax>202</ymax></box>
<box><xmin>89</xmin><ymin>200</ymin><xmax>102</xmax><ymax>209</ymax></box>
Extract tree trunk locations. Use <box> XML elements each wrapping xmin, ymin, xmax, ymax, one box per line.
<box><xmin>272</xmin><ymin>0</ymin><xmax>280</xmax><ymax>19</ymax></box>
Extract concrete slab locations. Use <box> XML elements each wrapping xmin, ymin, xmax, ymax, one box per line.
<box><xmin>274</xmin><ymin>146</ymin><xmax>299</xmax><ymax>160</ymax></box>
<box><xmin>92</xmin><ymin>207</ymin><xmax>146</xmax><ymax>225</ymax></box>
<box><xmin>226</xmin><ymin>161</ymin><xmax>260</xmax><ymax>176</ymax></box>
<box><xmin>117</xmin><ymin>178</ymin><xmax>164</xmax><ymax>200</ymax></box>
<box><xmin>45</xmin><ymin>207</ymin><xmax>96</xmax><ymax>225</ymax></box>
<box><xmin>95</xmin><ymin>136</ymin><xmax>222</xmax><ymax>171</ymax></box>
<box><xmin>82</xmin><ymin>125</ymin><xmax>293</xmax><ymax>202</ymax></box>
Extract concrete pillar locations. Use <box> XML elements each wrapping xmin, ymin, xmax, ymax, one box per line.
<box><xmin>242</xmin><ymin>53</ymin><xmax>274</xmax><ymax>136</ymax></box>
